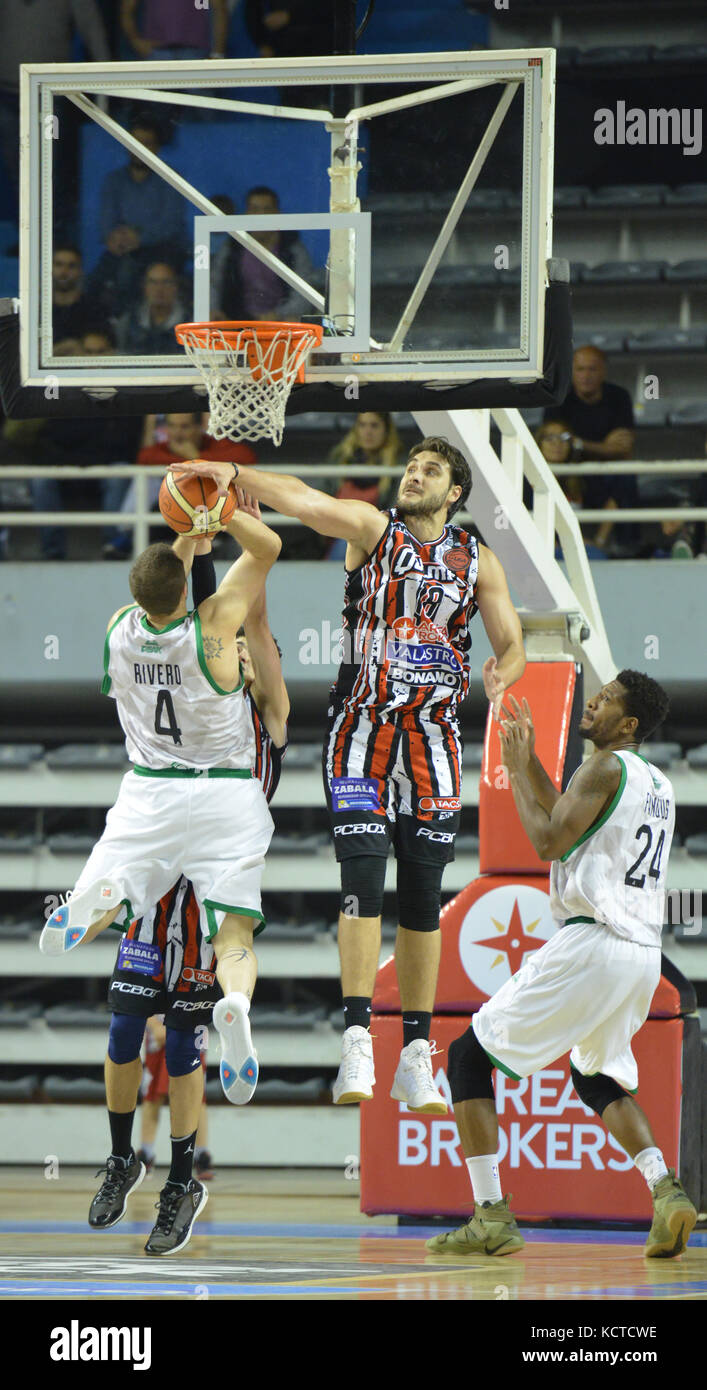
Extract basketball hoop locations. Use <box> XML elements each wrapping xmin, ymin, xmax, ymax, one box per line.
<box><xmin>174</xmin><ymin>320</ymin><xmax>324</xmax><ymax>447</ymax></box>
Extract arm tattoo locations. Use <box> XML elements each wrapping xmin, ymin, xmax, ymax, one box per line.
<box><xmin>203</xmin><ymin>633</ymin><xmax>224</xmax><ymax>660</ymax></box>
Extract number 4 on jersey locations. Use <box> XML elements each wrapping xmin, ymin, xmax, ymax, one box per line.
<box><xmin>154</xmin><ymin>689</ymin><xmax>182</xmax><ymax>746</ymax></box>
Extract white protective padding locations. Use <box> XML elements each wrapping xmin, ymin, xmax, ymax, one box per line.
<box><xmin>413</xmin><ymin>407</ymin><xmax>615</xmax><ymax>689</ymax></box>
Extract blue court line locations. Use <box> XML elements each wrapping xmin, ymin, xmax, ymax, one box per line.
<box><xmin>1</xmin><ymin>1220</ymin><xmax>704</xmax><ymax>1246</ymax></box>
<box><xmin>0</xmin><ymin>1281</ymin><xmax>383</xmax><ymax>1297</ymax></box>
<box><xmin>582</xmin><ymin>1282</ymin><xmax>707</xmax><ymax>1298</ymax></box>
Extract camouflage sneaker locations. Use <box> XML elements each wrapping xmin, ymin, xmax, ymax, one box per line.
<box><xmin>645</xmin><ymin>1169</ymin><xmax>697</xmax><ymax>1258</ymax></box>
<box><xmin>426</xmin><ymin>1196</ymin><xmax>525</xmax><ymax>1257</ymax></box>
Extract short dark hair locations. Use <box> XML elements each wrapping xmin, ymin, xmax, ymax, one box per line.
<box><xmin>130</xmin><ymin>544</ymin><xmax>186</xmax><ymax>616</ymax></box>
<box><xmin>246</xmin><ymin>185</ymin><xmax>279</xmax><ymax>206</ymax></box>
<box><xmin>407</xmin><ymin>435</ymin><xmax>472</xmax><ymax>519</ymax></box>
<box><xmin>53</xmin><ymin>243</ymin><xmax>82</xmax><ymax>261</ymax></box>
<box><xmin>615</xmin><ymin>669</ymin><xmax>670</xmax><ymax>743</ymax></box>
<box><xmin>129</xmin><ymin>113</ymin><xmax>163</xmax><ymax>141</ymax></box>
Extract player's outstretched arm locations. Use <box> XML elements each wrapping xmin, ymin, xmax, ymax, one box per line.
<box><xmin>244</xmin><ymin>588</ymin><xmax>290</xmax><ymax>748</ymax></box>
<box><xmin>198</xmin><ymin>492</ymin><xmax>281</xmax><ymax>637</ymax></box>
<box><xmin>500</xmin><ymin>708</ymin><xmax>620</xmax><ymax>860</ymax></box>
<box><xmin>171</xmin><ymin>535</ymin><xmax>198</xmax><ymax>579</ymax></box>
<box><xmin>170</xmin><ymin>458</ymin><xmax>387</xmax><ymax>550</ymax></box>
<box><xmin>475</xmin><ymin>545</ymin><xmax>526</xmax><ymax>718</ymax></box>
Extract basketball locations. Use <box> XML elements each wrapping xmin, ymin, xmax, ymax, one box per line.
<box><xmin>158</xmin><ymin>467</ymin><xmax>237</xmax><ymax>536</ymax></box>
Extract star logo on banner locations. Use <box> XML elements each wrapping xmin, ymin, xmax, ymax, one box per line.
<box><xmin>475</xmin><ymin>898</ymin><xmax>543</xmax><ymax>976</ymax></box>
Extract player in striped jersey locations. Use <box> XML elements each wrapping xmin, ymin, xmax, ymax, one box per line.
<box><xmin>89</xmin><ymin>523</ymin><xmax>288</xmax><ymax>1250</ymax></box>
<box><xmin>173</xmin><ymin>437</ymin><xmax>526</xmax><ymax>1116</ymax></box>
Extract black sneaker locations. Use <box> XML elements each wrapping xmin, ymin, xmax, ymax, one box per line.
<box><xmin>194</xmin><ymin>1149</ymin><xmax>214</xmax><ymax>1181</ymax></box>
<box><xmin>88</xmin><ymin>1152</ymin><xmax>146</xmax><ymax>1229</ymax></box>
<box><xmin>144</xmin><ymin>1179</ymin><xmax>208</xmax><ymax>1256</ymax></box>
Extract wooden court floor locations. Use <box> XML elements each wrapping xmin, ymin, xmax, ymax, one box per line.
<box><xmin>0</xmin><ymin>1169</ymin><xmax>705</xmax><ymax>1301</ymax></box>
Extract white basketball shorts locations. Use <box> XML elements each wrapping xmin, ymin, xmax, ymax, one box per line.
<box><xmin>472</xmin><ymin>921</ymin><xmax>661</xmax><ymax>1093</ymax></box>
<box><xmin>72</xmin><ymin>770</ymin><xmax>274</xmax><ymax>938</ymax></box>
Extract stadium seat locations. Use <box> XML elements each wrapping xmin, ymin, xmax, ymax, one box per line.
<box><xmin>660</xmin><ymin>43</ymin><xmax>707</xmax><ymax>63</ymax></box>
<box><xmin>456</xmin><ymin>833</ymin><xmax>480</xmax><ymax>853</ymax></box>
<box><xmin>283</xmin><ymin>412</ymin><xmax>340</xmax><ymax>434</ymax></box>
<box><xmin>579</xmin><ymin>330</ymin><xmax>626</xmax><ymax>354</ymax></box>
<box><xmin>264</xmin><ymin>922</ymin><xmax>318</xmax><ymax>942</ymax></box>
<box><xmin>0</xmin><ymin>1076</ymin><xmax>38</xmax><ymax>1100</ymax></box>
<box><xmin>464</xmin><ymin>745</ymin><xmax>485</xmax><ymax>768</ymax></box>
<box><xmin>0</xmin><ymin>1006</ymin><xmax>41</xmax><ymax>1027</ymax></box>
<box><xmin>685</xmin><ymin>834</ymin><xmax>707</xmax><ymax>856</ymax></box>
<box><xmin>580</xmin><ymin>261</ymin><xmax>667</xmax><ymax>284</ymax></box>
<box><xmin>46</xmin><ymin>833</ymin><xmax>97</xmax><ymax>854</ymax></box>
<box><xmin>281</xmin><ymin>744</ymin><xmax>322</xmax><ymax>768</ymax></box>
<box><xmin>584</xmin><ymin>185</ymin><xmax>670</xmax><ymax>209</ymax></box>
<box><xmin>553</xmin><ymin>187</ymin><xmax>590</xmax><ymax>208</ymax></box>
<box><xmin>664</xmin><ymin>185</ymin><xmax>707</xmax><ymax>206</ymax></box>
<box><xmin>45</xmin><ymin>743</ymin><xmax>129</xmax><ymax>769</ymax></box>
<box><xmin>664</xmin><ymin>261</ymin><xmax>707</xmax><ymax>283</ymax></box>
<box><xmin>575</xmin><ymin>46</ymin><xmax>655</xmax><ymax>67</ymax></box>
<box><xmin>632</xmin><ymin>400</ymin><xmax>669</xmax><ymax>427</ymax></box>
<box><xmin>668</xmin><ymin>403</ymin><xmax>707</xmax><ymax>427</ymax></box>
<box><xmin>0</xmin><ymin>919</ymin><xmax>33</xmax><ymax>939</ymax></box>
<box><xmin>43</xmin><ymin>1076</ymin><xmax>108</xmax><ymax>1100</ymax></box>
<box><xmin>624</xmin><ymin>329</ymin><xmax>707</xmax><ymax>353</ymax></box>
<box><xmin>0</xmin><ymin>835</ymin><xmax>38</xmax><ymax>853</ymax></box>
<box><xmin>641</xmin><ymin>742</ymin><xmax>683</xmax><ymax>767</ymax></box>
<box><xmin>44</xmin><ymin>1005</ymin><xmax>111</xmax><ymax>1027</ymax></box>
<box><xmin>0</xmin><ymin>744</ymin><xmax>45</xmax><ymax>766</ymax></box>
<box><xmin>249</xmin><ymin>1007</ymin><xmax>327</xmax><ymax>1030</ymax></box>
<box><xmin>687</xmin><ymin>744</ymin><xmax>707</xmax><ymax>768</ymax></box>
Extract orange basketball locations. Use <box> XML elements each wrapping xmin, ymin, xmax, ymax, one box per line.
<box><xmin>158</xmin><ymin>467</ymin><xmax>237</xmax><ymax>536</ymax></box>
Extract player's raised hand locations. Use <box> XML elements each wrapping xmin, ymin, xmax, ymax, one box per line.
<box><xmin>505</xmin><ymin>693</ymin><xmax>535</xmax><ymax>754</ymax></box>
<box><xmin>482</xmin><ymin>655</ymin><xmax>505</xmax><ymax>720</ymax></box>
<box><xmin>236</xmin><ymin>489</ymin><xmax>262</xmax><ymax>521</ymax></box>
<box><xmin>498</xmin><ymin>708</ymin><xmax>532</xmax><ymax>774</ymax></box>
<box><xmin>170</xmin><ymin>459</ymin><xmax>237</xmax><ymax>497</ymax></box>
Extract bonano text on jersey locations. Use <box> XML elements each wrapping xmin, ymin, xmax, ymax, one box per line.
<box><xmin>334</xmin><ymin>512</ymin><xmax>479</xmax><ymax>717</ymax></box>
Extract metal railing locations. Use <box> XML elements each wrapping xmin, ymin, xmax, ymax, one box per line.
<box><xmin>0</xmin><ymin>458</ymin><xmax>705</xmax><ymax>556</ymax></box>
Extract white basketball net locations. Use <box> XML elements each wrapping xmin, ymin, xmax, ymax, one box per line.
<box><xmin>178</xmin><ymin>324</ymin><xmax>321</xmax><ymax>446</ymax></box>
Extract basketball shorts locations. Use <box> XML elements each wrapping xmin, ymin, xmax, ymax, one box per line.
<box><xmin>323</xmin><ymin>703</ymin><xmax>462</xmax><ymax>863</ymax></box>
<box><xmin>141</xmin><ymin>1042</ymin><xmax>207</xmax><ymax>1102</ymax></box>
<box><xmin>472</xmin><ymin>921</ymin><xmax>661</xmax><ymax>1093</ymax></box>
<box><xmin>108</xmin><ymin>876</ymin><xmax>222</xmax><ymax>1030</ymax></box>
<box><xmin>72</xmin><ymin>770</ymin><xmax>273</xmax><ymax>937</ymax></box>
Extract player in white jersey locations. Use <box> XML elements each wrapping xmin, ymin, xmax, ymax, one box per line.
<box><xmin>428</xmin><ymin>670</ymin><xmax>697</xmax><ymax>1260</ymax></box>
<box><xmin>170</xmin><ymin>440</ymin><xmax>525</xmax><ymax>1119</ymax></box>
<box><xmin>39</xmin><ymin>497</ymin><xmax>281</xmax><ymax>1253</ymax></box>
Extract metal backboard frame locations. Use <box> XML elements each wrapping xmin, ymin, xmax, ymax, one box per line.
<box><xmin>20</xmin><ymin>49</ymin><xmax>555</xmax><ymax>390</ymax></box>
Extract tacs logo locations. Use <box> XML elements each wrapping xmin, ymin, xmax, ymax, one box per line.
<box><xmin>181</xmin><ymin>966</ymin><xmax>216</xmax><ymax>986</ymax></box>
<box><xmin>419</xmin><ymin>796</ymin><xmax>461</xmax><ymax>812</ymax></box>
<box><xmin>334</xmin><ymin>822</ymin><xmax>386</xmax><ymax>836</ymax></box>
<box><xmin>416</xmin><ymin>826</ymin><xmax>455</xmax><ymax>843</ymax></box>
<box><xmin>457</xmin><ymin>885</ymin><xmax>556</xmax><ymax>997</ymax></box>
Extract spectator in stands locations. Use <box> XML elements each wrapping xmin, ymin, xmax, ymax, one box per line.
<box><xmin>0</xmin><ymin>0</ymin><xmax>110</xmax><ymax>224</ymax></box>
<box><xmin>91</xmin><ymin>115</ymin><xmax>188</xmax><ymax>316</ymax></box>
<box><xmin>52</xmin><ymin>245</ymin><xmax>99</xmax><ymax>345</ymax></box>
<box><xmin>217</xmin><ymin>186</ymin><xmax>317</xmax><ymax>322</ymax></box>
<box><xmin>120</xmin><ymin>0</ymin><xmax>229</xmax><ymax>61</ymax></box>
<box><xmin>535</xmin><ymin>419</ymin><xmax>583</xmax><ymax>507</ymax></box>
<box><xmin>326</xmin><ymin>413</ymin><xmax>403</xmax><ymax>560</ymax></box>
<box><xmin>109</xmin><ymin>412</ymin><xmax>258</xmax><ymax>558</ymax></box>
<box><xmin>544</xmin><ymin>345</ymin><xmax>638</xmax><ymax>556</ymax></box>
<box><xmin>114</xmin><ymin>261</ymin><xmax>187</xmax><ymax>356</ymax></box>
<box><xmin>245</xmin><ymin>3</ymin><xmax>331</xmax><ymax>58</ymax></box>
<box><xmin>30</xmin><ymin>326</ymin><xmax>143</xmax><ymax>561</ymax></box>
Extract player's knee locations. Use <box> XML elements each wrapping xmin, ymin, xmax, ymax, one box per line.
<box><xmin>165</xmin><ymin>1025</ymin><xmax>202</xmax><ymax>1077</ymax></box>
<box><xmin>570</xmin><ymin>1064</ymin><xmax>627</xmax><ymax>1117</ymax></box>
<box><xmin>107</xmin><ymin>1011</ymin><xmax>146</xmax><ymax>1065</ymax></box>
<box><xmin>447</xmin><ymin>1026</ymin><xmax>495</xmax><ymax>1103</ymax></box>
<box><xmin>340</xmin><ymin>856</ymin><xmax>387</xmax><ymax>919</ymax></box>
<box><xmin>396</xmin><ymin>859</ymin><xmax>444</xmax><ymax>932</ymax></box>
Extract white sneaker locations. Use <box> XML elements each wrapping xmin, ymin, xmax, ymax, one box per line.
<box><xmin>390</xmin><ymin>1039</ymin><xmax>448</xmax><ymax>1114</ymax></box>
<box><xmin>213</xmin><ymin>993</ymin><xmax>258</xmax><ymax>1105</ymax></box>
<box><xmin>39</xmin><ymin>879</ymin><xmax>123</xmax><ymax>955</ymax></box>
<box><xmin>332</xmin><ymin>1026</ymin><xmax>375</xmax><ymax>1104</ymax></box>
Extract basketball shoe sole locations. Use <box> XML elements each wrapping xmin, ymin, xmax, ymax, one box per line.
<box><xmin>213</xmin><ymin>995</ymin><xmax>258</xmax><ymax>1104</ymax></box>
<box><xmin>39</xmin><ymin>879</ymin><xmax>123</xmax><ymax>955</ymax></box>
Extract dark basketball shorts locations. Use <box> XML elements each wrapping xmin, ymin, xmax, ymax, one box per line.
<box><xmin>107</xmin><ymin>876</ymin><xmax>222</xmax><ymax>1031</ymax></box>
<box><xmin>323</xmin><ymin>703</ymin><xmax>462</xmax><ymax>864</ymax></box>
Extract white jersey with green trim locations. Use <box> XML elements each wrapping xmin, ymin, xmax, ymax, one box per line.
<box><xmin>102</xmin><ymin>606</ymin><xmax>255</xmax><ymax>771</ymax></box>
<box><xmin>549</xmin><ymin>749</ymin><xmax>675</xmax><ymax>947</ymax></box>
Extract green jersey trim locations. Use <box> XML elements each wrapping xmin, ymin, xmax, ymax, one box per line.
<box><xmin>559</xmin><ymin>756</ymin><xmax>628</xmax><ymax>863</ymax></box>
<box><xmin>193</xmin><ymin>609</ymin><xmax>243</xmax><ymax>697</ymax></box>
<box><xmin>140</xmin><ymin>613</ymin><xmax>189</xmax><ymax>636</ymax></box>
<box><xmin>101</xmin><ymin>605</ymin><xmax>138</xmax><ymax>696</ymax></box>
<box><xmin>564</xmin><ymin>915</ymin><xmax>595</xmax><ymax>926</ymax></box>
<box><xmin>203</xmin><ymin>901</ymin><xmax>266</xmax><ymax>941</ymax></box>
<box><xmin>133</xmin><ymin>764</ymin><xmax>252</xmax><ymax>779</ymax></box>
<box><xmin>481</xmin><ymin>1043</ymin><xmax>522</xmax><ymax>1082</ymax></box>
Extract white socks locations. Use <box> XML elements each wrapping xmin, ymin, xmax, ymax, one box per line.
<box><xmin>466</xmin><ymin>1154</ymin><xmax>502</xmax><ymax>1206</ymax></box>
<box><xmin>634</xmin><ymin>1146</ymin><xmax>668</xmax><ymax>1191</ymax></box>
<box><xmin>225</xmin><ymin>991</ymin><xmax>250</xmax><ymax>1014</ymax></box>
